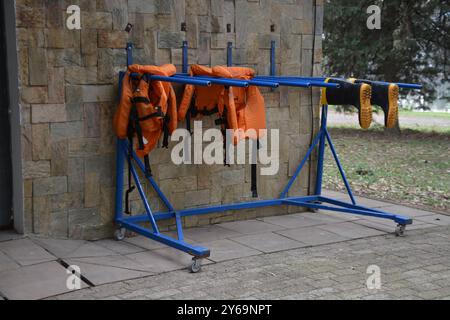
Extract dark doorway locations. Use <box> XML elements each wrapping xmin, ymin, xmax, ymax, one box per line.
<box><xmin>0</xmin><ymin>1</ymin><xmax>13</xmax><ymax>229</ymax></box>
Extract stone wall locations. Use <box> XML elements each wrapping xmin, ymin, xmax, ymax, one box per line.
<box><xmin>17</xmin><ymin>0</ymin><xmax>323</xmax><ymax>239</ymax></box>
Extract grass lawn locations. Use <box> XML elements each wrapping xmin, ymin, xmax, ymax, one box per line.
<box><xmin>323</xmin><ymin>128</ymin><xmax>450</xmax><ymax>213</ymax></box>
<box><xmin>328</xmin><ymin>108</ymin><xmax>450</xmax><ymax>133</ymax></box>
<box><xmin>399</xmin><ymin>110</ymin><xmax>450</xmax><ymax>119</ymax></box>
<box><xmin>330</xmin><ymin>123</ymin><xmax>450</xmax><ymax>134</ymax></box>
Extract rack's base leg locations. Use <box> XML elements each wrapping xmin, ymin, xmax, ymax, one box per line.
<box><xmin>282</xmin><ymin>196</ymin><xmax>412</xmax><ymax>236</ymax></box>
<box><xmin>117</xmin><ymin>218</ymin><xmax>211</xmax><ymax>259</ymax></box>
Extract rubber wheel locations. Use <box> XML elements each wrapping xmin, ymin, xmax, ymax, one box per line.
<box><xmin>114</xmin><ymin>228</ymin><xmax>126</xmax><ymax>241</ymax></box>
<box><xmin>189</xmin><ymin>258</ymin><xmax>202</xmax><ymax>273</ymax></box>
<box><xmin>395</xmin><ymin>225</ymin><xmax>406</xmax><ymax>237</ymax></box>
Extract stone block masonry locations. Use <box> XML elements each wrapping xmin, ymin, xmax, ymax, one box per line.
<box><xmin>16</xmin><ymin>0</ymin><xmax>323</xmax><ymax>240</ymax></box>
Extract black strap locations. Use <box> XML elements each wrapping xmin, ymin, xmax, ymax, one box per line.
<box><xmin>144</xmin><ymin>155</ymin><xmax>152</xmax><ymax>177</ymax></box>
<box><xmin>130</xmin><ymin>96</ymin><xmax>151</xmax><ymax>104</ymax></box>
<box><xmin>219</xmin><ymin>107</ymin><xmax>230</xmax><ymax>167</ymax></box>
<box><xmin>251</xmin><ymin>164</ymin><xmax>258</xmax><ymax>198</ymax></box>
<box><xmin>124</xmin><ymin>135</ymin><xmax>135</xmax><ymax>215</ymax></box>
<box><xmin>162</xmin><ymin>115</ymin><xmax>170</xmax><ymax>148</ymax></box>
<box><xmin>251</xmin><ymin>139</ymin><xmax>261</xmax><ymax>198</ymax></box>
<box><xmin>193</xmin><ymin>106</ymin><xmax>219</xmax><ymax>117</ymax></box>
<box><xmin>126</xmin><ymin>76</ymin><xmax>154</xmax><ymax>179</ymax></box>
<box><xmin>124</xmin><ymin>76</ymin><xmax>146</xmax><ymax>214</ymax></box>
<box><xmin>128</xmin><ymin>104</ymin><xmax>144</xmax><ymax>150</ymax></box>
<box><xmin>215</xmin><ymin>118</ymin><xmax>227</xmax><ymax>126</ymax></box>
<box><xmin>186</xmin><ymin>106</ymin><xmax>192</xmax><ymax>133</ymax></box>
<box><xmin>129</xmin><ymin>101</ymin><xmax>152</xmax><ymax>177</ymax></box>
<box><xmin>138</xmin><ymin>107</ymin><xmax>164</xmax><ymax>121</ymax></box>
<box><xmin>186</xmin><ymin>96</ymin><xmax>197</xmax><ymax>133</ymax></box>
<box><xmin>131</xmin><ymin>107</ymin><xmax>145</xmax><ymax>151</ymax></box>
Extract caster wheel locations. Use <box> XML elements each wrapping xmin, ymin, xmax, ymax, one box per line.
<box><xmin>114</xmin><ymin>228</ymin><xmax>126</xmax><ymax>241</ymax></box>
<box><xmin>310</xmin><ymin>202</ymin><xmax>322</xmax><ymax>213</ymax></box>
<box><xmin>189</xmin><ymin>258</ymin><xmax>202</xmax><ymax>273</ymax></box>
<box><xmin>395</xmin><ymin>224</ymin><xmax>406</xmax><ymax>237</ymax></box>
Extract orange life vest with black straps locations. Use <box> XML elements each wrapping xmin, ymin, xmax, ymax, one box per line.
<box><xmin>113</xmin><ymin>64</ymin><xmax>178</xmax><ymax>161</ymax></box>
<box><xmin>178</xmin><ymin>65</ymin><xmax>266</xmax><ymax>198</ymax></box>
<box><xmin>178</xmin><ymin>65</ymin><xmax>267</xmax><ymax>144</ymax></box>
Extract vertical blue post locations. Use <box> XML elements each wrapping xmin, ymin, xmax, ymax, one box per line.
<box><xmin>315</xmin><ymin>105</ymin><xmax>328</xmax><ymax>195</ymax></box>
<box><xmin>182</xmin><ymin>40</ymin><xmax>191</xmax><ymax>134</ymax></box>
<box><xmin>227</xmin><ymin>42</ymin><xmax>233</xmax><ymax>67</ymax></box>
<box><xmin>115</xmin><ymin>140</ymin><xmax>126</xmax><ymax>222</ymax></box>
<box><xmin>182</xmin><ymin>41</ymin><xmax>188</xmax><ymax>73</ymax></box>
<box><xmin>175</xmin><ymin>213</ymin><xmax>184</xmax><ymax>241</ymax></box>
<box><xmin>126</xmin><ymin>42</ymin><xmax>133</xmax><ymax>67</ymax></box>
<box><xmin>270</xmin><ymin>40</ymin><xmax>276</xmax><ymax>76</ymax></box>
<box><xmin>115</xmin><ymin>48</ymin><xmax>128</xmax><ymax>223</ymax></box>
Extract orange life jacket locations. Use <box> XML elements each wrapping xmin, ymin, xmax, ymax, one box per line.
<box><xmin>178</xmin><ymin>65</ymin><xmax>267</xmax><ymax>144</ymax></box>
<box><xmin>178</xmin><ymin>65</ymin><xmax>266</xmax><ymax>198</ymax></box>
<box><xmin>113</xmin><ymin>64</ymin><xmax>178</xmax><ymax>159</ymax></box>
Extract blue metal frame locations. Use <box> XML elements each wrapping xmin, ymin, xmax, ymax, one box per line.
<box><xmin>227</xmin><ymin>42</ymin><xmax>233</xmax><ymax>67</ymax></box>
<box><xmin>270</xmin><ymin>41</ymin><xmax>276</xmax><ymax>77</ymax></box>
<box><xmin>114</xmin><ymin>41</ymin><xmax>414</xmax><ymax>261</ymax></box>
<box><xmin>115</xmin><ymin>103</ymin><xmax>413</xmax><ymax>259</ymax></box>
<box><xmin>182</xmin><ymin>41</ymin><xmax>188</xmax><ymax>74</ymax></box>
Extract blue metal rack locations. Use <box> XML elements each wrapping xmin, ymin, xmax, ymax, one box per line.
<box><xmin>114</xmin><ymin>42</ymin><xmax>416</xmax><ymax>273</ymax></box>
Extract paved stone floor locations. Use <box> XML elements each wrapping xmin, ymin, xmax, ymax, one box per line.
<box><xmin>1</xmin><ymin>191</ymin><xmax>449</xmax><ymax>300</ymax></box>
<box><xmin>50</xmin><ymin>226</ymin><xmax>450</xmax><ymax>300</ymax></box>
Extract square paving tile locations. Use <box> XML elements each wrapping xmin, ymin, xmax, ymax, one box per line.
<box><xmin>0</xmin><ymin>231</ymin><xmax>23</xmax><ymax>242</ymax></box>
<box><xmin>0</xmin><ymin>251</ymin><xmax>20</xmax><ymax>273</ymax></box>
<box><xmin>356</xmin><ymin>215</ymin><xmax>407</xmax><ymax>226</ymax></box>
<box><xmin>353</xmin><ymin>196</ymin><xmax>393</xmax><ymax>208</ymax></box>
<box><xmin>415</xmin><ymin>214</ymin><xmax>450</xmax><ymax>226</ymax></box>
<box><xmin>318</xmin><ymin>210</ymin><xmax>362</xmax><ymax>222</ymax></box>
<box><xmin>94</xmin><ymin>239</ymin><xmax>146</xmax><ymax>255</ymax></box>
<box><xmin>258</xmin><ymin>214</ymin><xmax>326</xmax><ymax>229</ymax></box>
<box><xmin>218</xmin><ymin>219</ymin><xmax>286</xmax><ymax>235</ymax></box>
<box><xmin>276</xmin><ymin>226</ymin><xmax>350</xmax><ymax>246</ymax></box>
<box><xmin>30</xmin><ymin>238</ymin><xmax>84</xmax><ymax>257</ymax></box>
<box><xmin>317</xmin><ymin>222</ymin><xmax>386</xmax><ymax>239</ymax></box>
<box><xmin>182</xmin><ymin>225</ymin><xmax>242</xmax><ymax>242</ymax></box>
<box><xmin>197</xmin><ymin>239</ymin><xmax>262</xmax><ymax>263</ymax></box>
<box><xmin>351</xmin><ymin>219</ymin><xmax>396</xmax><ymax>233</ymax></box>
<box><xmin>69</xmin><ymin>255</ymin><xmax>155</xmax><ymax>273</ymax></box>
<box><xmin>124</xmin><ymin>234</ymin><xmax>180</xmax><ymax>251</ymax></box>
<box><xmin>0</xmin><ymin>261</ymin><xmax>86</xmax><ymax>300</ymax></box>
<box><xmin>353</xmin><ymin>219</ymin><xmax>435</xmax><ymax>233</ymax></box>
<box><xmin>64</xmin><ymin>242</ymin><xmax>117</xmax><ymax>258</ymax></box>
<box><xmin>297</xmin><ymin>212</ymin><xmax>348</xmax><ymax>225</ymax></box>
<box><xmin>381</xmin><ymin>205</ymin><xmax>438</xmax><ymax>218</ymax></box>
<box><xmin>66</xmin><ymin>258</ymin><xmax>153</xmax><ymax>286</ymax></box>
<box><xmin>0</xmin><ymin>238</ymin><xmax>56</xmax><ymax>266</ymax></box>
<box><xmin>232</xmin><ymin>232</ymin><xmax>306</xmax><ymax>253</ymax></box>
<box><xmin>32</xmin><ymin>238</ymin><xmax>116</xmax><ymax>259</ymax></box>
<box><xmin>405</xmin><ymin>223</ymin><xmax>438</xmax><ymax>231</ymax></box>
<box><xmin>126</xmin><ymin>246</ymin><xmax>210</xmax><ymax>273</ymax></box>
<box><xmin>321</xmin><ymin>190</ymin><xmax>350</xmax><ymax>200</ymax></box>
